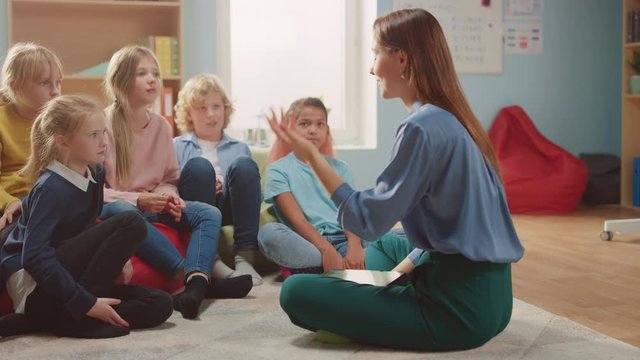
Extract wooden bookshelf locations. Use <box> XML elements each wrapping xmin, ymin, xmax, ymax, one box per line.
<box><xmin>622</xmin><ymin>0</ymin><xmax>640</xmax><ymax>206</ymax></box>
<box><xmin>7</xmin><ymin>0</ymin><xmax>184</xmax><ymax>106</ymax></box>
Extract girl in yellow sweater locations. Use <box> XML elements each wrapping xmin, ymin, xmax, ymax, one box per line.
<box><xmin>0</xmin><ymin>43</ymin><xmax>62</xmax><ymax>231</ymax></box>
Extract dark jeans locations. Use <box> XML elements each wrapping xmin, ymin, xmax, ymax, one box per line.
<box><xmin>179</xmin><ymin>156</ymin><xmax>262</xmax><ymax>252</ymax></box>
<box><xmin>24</xmin><ymin>212</ymin><xmax>172</xmax><ymax>330</ymax></box>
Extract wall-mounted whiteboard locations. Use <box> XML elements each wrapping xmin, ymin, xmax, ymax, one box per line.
<box><xmin>394</xmin><ymin>0</ymin><xmax>503</xmax><ymax>74</ymax></box>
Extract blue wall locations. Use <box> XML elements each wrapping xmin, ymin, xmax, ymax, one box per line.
<box><xmin>0</xmin><ymin>0</ymin><xmax>622</xmax><ymax>189</ymax></box>
<box><xmin>182</xmin><ymin>0</ymin><xmax>217</xmax><ymax>79</ymax></box>
<box><xmin>345</xmin><ymin>0</ymin><xmax>622</xmax><ymax>189</ymax></box>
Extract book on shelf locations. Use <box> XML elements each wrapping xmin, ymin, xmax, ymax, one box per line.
<box><xmin>155</xmin><ymin>36</ymin><xmax>172</xmax><ymax>77</ymax></box>
<box><xmin>171</xmin><ymin>37</ymin><xmax>180</xmax><ymax>76</ymax></box>
<box><xmin>152</xmin><ymin>86</ymin><xmax>175</xmax><ymax>136</ymax></box>
<box><xmin>629</xmin><ymin>11</ymin><xmax>640</xmax><ymax>43</ymax></box>
<box><xmin>140</xmin><ymin>35</ymin><xmax>180</xmax><ymax>77</ymax></box>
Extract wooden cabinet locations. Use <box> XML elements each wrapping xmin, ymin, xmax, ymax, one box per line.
<box><xmin>8</xmin><ymin>0</ymin><xmax>183</xmax><ymax>106</ymax></box>
<box><xmin>622</xmin><ymin>0</ymin><xmax>640</xmax><ymax>206</ymax></box>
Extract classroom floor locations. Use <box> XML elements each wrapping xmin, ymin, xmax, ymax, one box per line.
<box><xmin>512</xmin><ymin>205</ymin><xmax>640</xmax><ymax>347</ymax></box>
<box><xmin>1</xmin><ymin>273</ymin><xmax>638</xmax><ymax>360</ymax></box>
<box><xmin>0</xmin><ymin>206</ymin><xmax>639</xmax><ymax>359</ymax></box>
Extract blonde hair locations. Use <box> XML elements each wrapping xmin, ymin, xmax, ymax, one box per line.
<box><xmin>0</xmin><ymin>42</ymin><xmax>63</xmax><ymax>106</ymax></box>
<box><xmin>20</xmin><ymin>95</ymin><xmax>102</xmax><ymax>184</ymax></box>
<box><xmin>174</xmin><ymin>73</ymin><xmax>235</xmax><ymax>135</ymax></box>
<box><xmin>267</xmin><ymin>97</ymin><xmax>335</xmax><ymax>164</ymax></box>
<box><xmin>102</xmin><ymin>45</ymin><xmax>161</xmax><ymax>186</ymax></box>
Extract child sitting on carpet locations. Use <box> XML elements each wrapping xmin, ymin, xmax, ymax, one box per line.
<box><xmin>0</xmin><ymin>42</ymin><xmax>62</xmax><ymax>232</ymax></box>
<box><xmin>0</xmin><ymin>95</ymin><xmax>173</xmax><ymax>338</ymax></box>
<box><xmin>258</xmin><ymin>97</ymin><xmax>406</xmax><ymax>278</ymax></box>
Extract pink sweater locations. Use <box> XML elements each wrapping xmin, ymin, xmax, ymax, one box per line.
<box><xmin>104</xmin><ymin>113</ymin><xmax>179</xmax><ymax>205</ymax></box>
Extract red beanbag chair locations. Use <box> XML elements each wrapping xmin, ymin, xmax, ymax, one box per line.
<box><xmin>488</xmin><ymin>106</ymin><xmax>588</xmax><ymax>214</ymax></box>
<box><xmin>0</xmin><ymin>292</ymin><xmax>11</xmax><ymax>315</ymax></box>
<box><xmin>127</xmin><ymin>223</ymin><xmax>190</xmax><ymax>294</ymax></box>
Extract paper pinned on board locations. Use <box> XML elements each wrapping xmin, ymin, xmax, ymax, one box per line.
<box><xmin>504</xmin><ymin>22</ymin><xmax>543</xmax><ymax>54</ymax></box>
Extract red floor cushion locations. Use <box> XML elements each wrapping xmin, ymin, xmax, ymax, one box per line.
<box><xmin>127</xmin><ymin>223</ymin><xmax>191</xmax><ymax>294</ymax></box>
<box><xmin>0</xmin><ymin>223</ymin><xmax>191</xmax><ymax>315</ymax></box>
<box><xmin>0</xmin><ymin>291</ymin><xmax>11</xmax><ymax>315</ymax></box>
<box><xmin>488</xmin><ymin>106</ymin><xmax>588</xmax><ymax>214</ymax></box>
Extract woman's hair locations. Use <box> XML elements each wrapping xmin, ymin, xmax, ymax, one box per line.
<box><xmin>102</xmin><ymin>45</ymin><xmax>161</xmax><ymax>186</ymax></box>
<box><xmin>0</xmin><ymin>42</ymin><xmax>63</xmax><ymax>106</ymax></box>
<box><xmin>20</xmin><ymin>95</ymin><xmax>102</xmax><ymax>183</ymax></box>
<box><xmin>374</xmin><ymin>8</ymin><xmax>501</xmax><ymax>177</ymax></box>
<box><xmin>267</xmin><ymin>97</ymin><xmax>335</xmax><ymax>164</ymax></box>
<box><xmin>174</xmin><ymin>73</ymin><xmax>235</xmax><ymax>135</ymax></box>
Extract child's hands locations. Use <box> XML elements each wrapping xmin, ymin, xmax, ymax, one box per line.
<box><xmin>86</xmin><ymin>298</ymin><xmax>129</xmax><ymax>328</ymax></box>
<box><xmin>215</xmin><ymin>176</ymin><xmax>224</xmax><ymax>195</ymax></box>
<box><xmin>164</xmin><ymin>193</ymin><xmax>186</xmax><ymax>222</ymax></box>
<box><xmin>343</xmin><ymin>242</ymin><xmax>365</xmax><ymax>270</ymax></box>
<box><xmin>137</xmin><ymin>192</ymin><xmax>169</xmax><ymax>213</ymax></box>
<box><xmin>320</xmin><ymin>246</ymin><xmax>344</xmax><ymax>272</ymax></box>
<box><xmin>0</xmin><ymin>200</ymin><xmax>22</xmax><ymax>230</ymax></box>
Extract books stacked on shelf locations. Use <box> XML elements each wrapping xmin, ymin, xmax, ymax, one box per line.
<box><xmin>629</xmin><ymin>11</ymin><xmax>640</xmax><ymax>43</ymax></box>
<box><xmin>152</xmin><ymin>87</ymin><xmax>176</xmax><ymax>136</ymax></box>
<box><xmin>141</xmin><ymin>36</ymin><xmax>180</xmax><ymax>77</ymax></box>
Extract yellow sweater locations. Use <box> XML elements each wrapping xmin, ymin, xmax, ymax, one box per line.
<box><xmin>0</xmin><ymin>104</ymin><xmax>32</xmax><ymax>211</ymax></box>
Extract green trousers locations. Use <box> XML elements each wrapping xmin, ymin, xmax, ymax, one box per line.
<box><xmin>280</xmin><ymin>234</ymin><xmax>513</xmax><ymax>351</ymax></box>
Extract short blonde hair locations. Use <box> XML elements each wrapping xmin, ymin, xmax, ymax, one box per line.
<box><xmin>175</xmin><ymin>74</ymin><xmax>234</xmax><ymax>135</ymax></box>
<box><xmin>0</xmin><ymin>42</ymin><xmax>63</xmax><ymax>106</ymax></box>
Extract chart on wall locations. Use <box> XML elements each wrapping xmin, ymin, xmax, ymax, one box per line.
<box><xmin>504</xmin><ymin>0</ymin><xmax>543</xmax><ymax>54</ymax></box>
<box><xmin>393</xmin><ymin>0</ymin><xmax>503</xmax><ymax>74</ymax></box>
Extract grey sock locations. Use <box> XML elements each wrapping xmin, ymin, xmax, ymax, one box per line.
<box><xmin>212</xmin><ymin>255</ymin><xmax>236</xmax><ymax>279</ymax></box>
<box><xmin>235</xmin><ymin>250</ymin><xmax>263</xmax><ymax>286</ymax></box>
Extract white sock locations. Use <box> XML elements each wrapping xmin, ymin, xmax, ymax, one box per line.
<box><xmin>235</xmin><ymin>250</ymin><xmax>263</xmax><ymax>286</ymax></box>
<box><xmin>212</xmin><ymin>255</ymin><xmax>236</xmax><ymax>279</ymax></box>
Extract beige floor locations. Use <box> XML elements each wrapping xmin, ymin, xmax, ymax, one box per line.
<box><xmin>0</xmin><ymin>273</ymin><xmax>639</xmax><ymax>359</ymax></box>
<box><xmin>511</xmin><ymin>205</ymin><xmax>640</xmax><ymax>347</ymax></box>
<box><xmin>2</xmin><ymin>206</ymin><xmax>640</xmax><ymax>359</ymax></box>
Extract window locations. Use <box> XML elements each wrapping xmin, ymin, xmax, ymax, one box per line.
<box><xmin>217</xmin><ymin>0</ymin><xmax>377</xmax><ymax>148</ymax></box>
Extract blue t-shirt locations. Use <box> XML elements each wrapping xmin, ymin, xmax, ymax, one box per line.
<box><xmin>332</xmin><ymin>102</ymin><xmax>524</xmax><ymax>263</ymax></box>
<box><xmin>265</xmin><ymin>153</ymin><xmax>354</xmax><ymax>236</ymax></box>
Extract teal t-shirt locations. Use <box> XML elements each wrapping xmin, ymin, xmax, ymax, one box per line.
<box><xmin>264</xmin><ymin>153</ymin><xmax>354</xmax><ymax>235</ymax></box>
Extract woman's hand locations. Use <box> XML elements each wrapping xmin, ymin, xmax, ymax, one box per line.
<box><xmin>0</xmin><ymin>200</ymin><xmax>22</xmax><ymax>231</ymax></box>
<box><xmin>265</xmin><ymin>108</ymin><xmax>320</xmax><ymax>164</ymax></box>
<box><xmin>343</xmin><ymin>241</ymin><xmax>366</xmax><ymax>270</ymax></box>
<box><xmin>320</xmin><ymin>246</ymin><xmax>345</xmax><ymax>272</ymax></box>
<box><xmin>86</xmin><ymin>298</ymin><xmax>129</xmax><ymax>328</ymax></box>
<box><xmin>392</xmin><ymin>257</ymin><xmax>416</xmax><ymax>274</ymax></box>
<box><xmin>137</xmin><ymin>192</ymin><xmax>168</xmax><ymax>213</ymax></box>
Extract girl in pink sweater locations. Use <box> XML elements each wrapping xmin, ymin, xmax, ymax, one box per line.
<box><xmin>99</xmin><ymin>46</ymin><xmax>252</xmax><ymax>320</ymax></box>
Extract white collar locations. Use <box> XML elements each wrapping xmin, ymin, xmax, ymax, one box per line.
<box><xmin>46</xmin><ymin>160</ymin><xmax>96</xmax><ymax>192</ymax></box>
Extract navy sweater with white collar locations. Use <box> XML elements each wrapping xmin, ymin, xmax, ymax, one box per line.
<box><xmin>0</xmin><ymin>165</ymin><xmax>104</xmax><ymax>320</ymax></box>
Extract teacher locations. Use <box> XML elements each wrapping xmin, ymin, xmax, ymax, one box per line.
<box><xmin>267</xmin><ymin>8</ymin><xmax>524</xmax><ymax>351</ymax></box>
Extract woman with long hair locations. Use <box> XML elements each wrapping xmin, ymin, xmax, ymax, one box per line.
<box><xmin>267</xmin><ymin>9</ymin><xmax>524</xmax><ymax>351</ymax></box>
